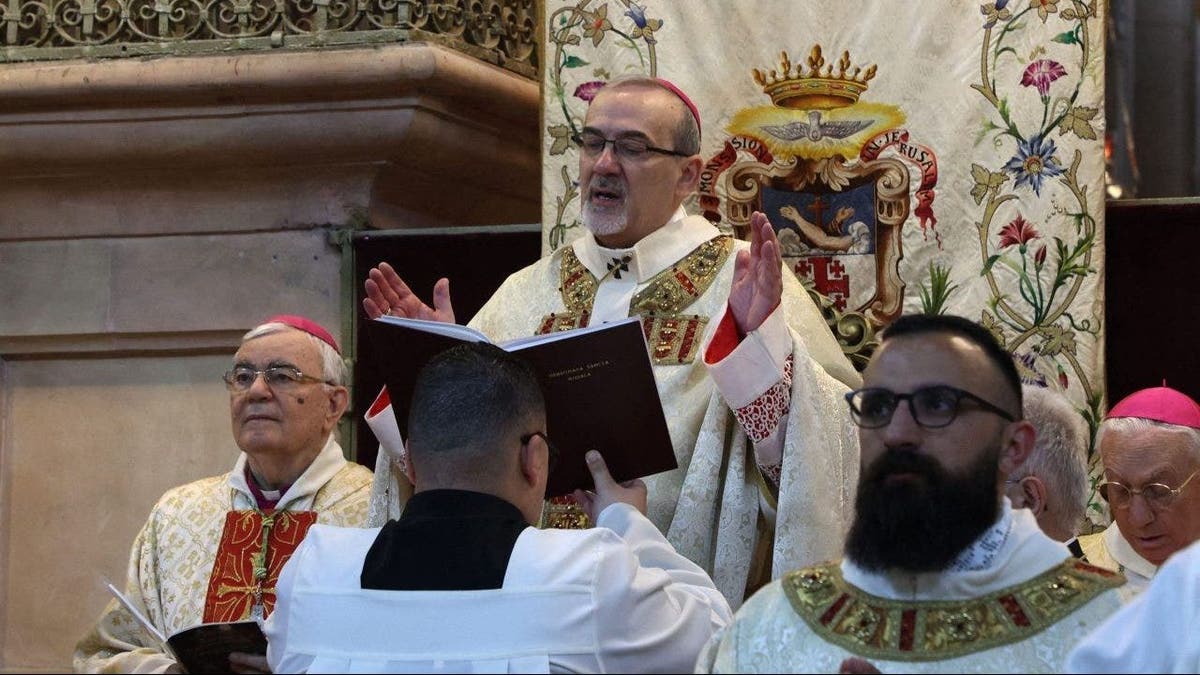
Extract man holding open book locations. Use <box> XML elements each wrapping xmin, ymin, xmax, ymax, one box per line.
<box><xmin>363</xmin><ymin>77</ymin><xmax>862</xmax><ymax>606</ymax></box>
<box><xmin>266</xmin><ymin>343</ymin><xmax>731</xmax><ymax>672</ymax></box>
<box><xmin>74</xmin><ymin>316</ymin><xmax>371</xmax><ymax>673</ymax></box>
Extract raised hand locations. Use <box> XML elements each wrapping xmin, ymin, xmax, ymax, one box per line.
<box><xmin>728</xmin><ymin>211</ymin><xmax>783</xmax><ymax>336</ymax></box>
<box><xmin>572</xmin><ymin>450</ymin><xmax>648</xmax><ymax>522</ymax></box>
<box><xmin>362</xmin><ymin>262</ymin><xmax>456</xmax><ymax>324</ymax></box>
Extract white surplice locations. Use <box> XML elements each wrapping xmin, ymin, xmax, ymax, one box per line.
<box><xmin>265</xmin><ymin>502</ymin><xmax>733</xmax><ymax>674</ymax></box>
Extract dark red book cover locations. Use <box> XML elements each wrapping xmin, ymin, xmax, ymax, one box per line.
<box><xmin>366</xmin><ymin>316</ymin><xmax>676</xmax><ymax>497</ymax></box>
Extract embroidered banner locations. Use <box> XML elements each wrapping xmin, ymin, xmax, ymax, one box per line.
<box><xmin>542</xmin><ymin>0</ymin><xmax>1107</xmax><ymax>522</ymax></box>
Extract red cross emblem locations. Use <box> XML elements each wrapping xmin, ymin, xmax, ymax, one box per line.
<box><xmin>794</xmin><ymin>256</ymin><xmax>850</xmax><ymax>311</ymax></box>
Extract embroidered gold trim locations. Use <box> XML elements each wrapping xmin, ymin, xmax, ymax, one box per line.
<box><xmin>782</xmin><ymin>559</ymin><xmax>1123</xmax><ymax>661</ymax></box>
<box><xmin>558</xmin><ymin>246</ymin><xmax>598</xmax><ymax>314</ymax></box>
<box><xmin>545</xmin><ymin>237</ymin><xmax>733</xmax><ymax>357</ymax></box>
<box><xmin>631</xmin><ymin>236</ymin><xmax>733</xmax><ymax>315</ymax></box>
<box><xmin>642</xmin><ymin>314</ymin><xmax>709</xmax><ymax>365</ymax></box>
<box><xmin>541</xmin><ymin>496</ymin><xmax>590</xmax><ymax>530</ymax></box>
<box><xmin>536</xmin><ymin>312</ymin><xmax>591</xmax><ymax>335</ymax></box>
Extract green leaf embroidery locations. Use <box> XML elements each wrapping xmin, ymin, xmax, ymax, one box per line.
<box><xmin>1056</xmin><ymin>105</ymin><xmax>1099</xmax><ymax>140</ymax></box>
<box><xmin>981</xmin><ymin>253</ymin><xmax>1002</xmax><ymax>275</ymax></box>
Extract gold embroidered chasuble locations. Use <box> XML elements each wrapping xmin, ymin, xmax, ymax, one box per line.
<box><xmin>469</xmin><ymin>213</ymin><xmax>861</xmax><ymax>606</ymax></box>
<box><xmin>697</xmin><ymin>509</ymin><xmax>1126</xmax><ymax>673</ymax></box>
<box><xmin>74</xmin><ymin>439</ymin><xmax>371</xmax><ymax>674</ymax></box>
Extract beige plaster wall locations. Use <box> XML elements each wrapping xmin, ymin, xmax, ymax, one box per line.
<box><xmin>0</xmin><ymin>354</ymin><xmax>236</xmax><ymax>670</ymax></box>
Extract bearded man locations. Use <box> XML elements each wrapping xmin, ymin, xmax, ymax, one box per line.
<box><xmin>361</xmin><ymin>76</ymin><xmax>861</xmax><ymax>605</ymax></box>
<box><xmin>697</xmin><ymin>314</ymin><xmax>1123</xmax><ymax>673</ymax></box>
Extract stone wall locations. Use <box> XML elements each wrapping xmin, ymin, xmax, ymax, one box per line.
<box><xmin>0</xmin><ymin>42</ymin><xmax>538</xmax><ymax>671</ymax></box>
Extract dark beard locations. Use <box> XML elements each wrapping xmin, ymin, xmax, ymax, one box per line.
<box><xmin>845</xmin><ymin>444</ymin><xmax>1001</xmax><ymax>573</ymax></box>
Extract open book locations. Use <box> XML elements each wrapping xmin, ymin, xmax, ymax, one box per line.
<box><xmin>366</xmin><ymin>316</ymin><xmax>677</xmax><ymax>497</ymax></box>
<box><xmin>107</xmin><ymin>583</ymin><xmax>267</xmax><ymax>673</ymax></box>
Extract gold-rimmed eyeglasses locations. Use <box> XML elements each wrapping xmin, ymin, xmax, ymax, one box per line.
<box><xmin>1098</xmin><ymin>469</ymin><xmax>1199</xmax><ymax>511</ymax></box>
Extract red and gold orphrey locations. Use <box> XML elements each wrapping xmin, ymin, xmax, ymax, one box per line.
<box><xmin>203</xmin><ymin>510</ymin><xmax>317</xmax><ymax>622</ymax></box>
<box><xmin>782</xmin><ymin>559</ymin><xmax>1123</xmax><ymax>661</ymax></box>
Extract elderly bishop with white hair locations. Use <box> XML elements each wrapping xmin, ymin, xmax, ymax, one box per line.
<box><xmin>74</xmin><ymin>315</ymin><xmax>372</xmax><ymax>673</ymax></box>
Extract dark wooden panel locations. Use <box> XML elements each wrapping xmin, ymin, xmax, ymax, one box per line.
<box><xmin>1105</xmin><ymin>200</ymin><xmax>1200</xmax><ymax>404</ymax></box>
<box><xmin>352</xmin><ymin>227</ymin><xmax>542</xmax><ymax>466</ymax></box>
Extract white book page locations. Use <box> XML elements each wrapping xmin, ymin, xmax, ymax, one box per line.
<box><xmin>373</xmin><ymin>316</ymin><xmax>492</xmax><ymax>343</ymax></box>
<box><xmin>105</xmin><ymin>582</ymin><xmax>172</xmax><ymax>653</ymax></box>
<box><xmin>501</xmin><ymin>316</ymin><xmax>641</xmax><ymax>351</ymax></box>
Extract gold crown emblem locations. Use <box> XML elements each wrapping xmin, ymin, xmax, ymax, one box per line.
<box><xmin>752</xmin><ymin>45</ymin><xmax>877</xmax><ymax>110</ymax></box>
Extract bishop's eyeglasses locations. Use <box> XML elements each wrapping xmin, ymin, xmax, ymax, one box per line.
<box><xmin>223</xmin><ymin>365</ymin><xmax>333</xmax><ymax>393</ymax></box>
<box><xmin>1098</xmin><ymin>469</ymin><xmax>1199</xmax><ymax>512</ymax></box>
<box><xmin>845</xmin><ymin>385</ymin><xmax>1017</xmax><ymax>429</ymax></box>
<box><xmin>571</xmin><ymin>131</ymin><xmax>691</xmax><ymax>160</ymax></box>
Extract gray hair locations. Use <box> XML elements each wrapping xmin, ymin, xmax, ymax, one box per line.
<box><xmin>1097</xmin><ymin>415</ymin><xmax>1200</xmax><ymax>463</ymax></box>
<box><xmin>241</xmin><ymin>322</ymin><xmax>348</xmax><ymax>387</ymax></box>
<box><xmin>595</xmin><ymin>75</ymin><xmax>701</xmax><ymax>155</ymax></box>
<box><xmin>1017</xmin><ymin>386</ymin><xmax>1089</xmax><ymax>537</ymax></box>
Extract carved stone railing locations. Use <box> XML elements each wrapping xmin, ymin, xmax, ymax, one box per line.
<box><xmin>0</xmin><ymin>0</ymin><xmax>537</xmax><ymax>75</ymax></box>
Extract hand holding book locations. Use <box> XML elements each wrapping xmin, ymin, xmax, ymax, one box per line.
<box><xmin>571</xmin><ymin>450</ymin><xmax>649</xmax><ymax>522</ymax></box>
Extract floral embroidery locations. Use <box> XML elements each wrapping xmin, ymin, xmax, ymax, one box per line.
<box><xmin>733</xmin><ymin>354</ymin><xmax>794</xmax><ymax>443</ymax></box>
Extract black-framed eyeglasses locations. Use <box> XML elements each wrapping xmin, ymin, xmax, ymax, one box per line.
<box><xmin>571</xmin><ymin>130</ymin><xmax>691</xmax><ymax>160</ymax></box>
<box><xmin>222</xmin><ymin>365</ymin><xmax>333</xmax><ymax>393</ymax></box>
<box><xmin>1099</xmin><ymin>469</ymin><xmax>1199</xmax><ymax>512</ymax></box>
<box><xmin>521</xmin><ymin>431</ymin><xmax>560</xmax><ymax>473</ymax></box>
<box><xmin>844</xmin><ymin>385</ymin><xmax>1017</xmax><ymax>429</ymax></box>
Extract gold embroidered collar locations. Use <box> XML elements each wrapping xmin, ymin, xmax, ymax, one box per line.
<box><xmin>556</xmin><ymin>235</ymin><xmax>733</xmax><ymax>318</ymax></box>
<box><xmin>782</xmin><ymin>559</ymin><xmax>1123</xmax><ymax>662</ymax></box>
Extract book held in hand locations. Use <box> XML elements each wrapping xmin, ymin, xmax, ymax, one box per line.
<box><xmin>106</xmin><ymin>583</ymin><xmax>267</xmax><ymax>674</ymax></box>
<box><xmin>366</xmin><ymin>316</ymin><xmax>677</xmax><ymax>497</ymax></box>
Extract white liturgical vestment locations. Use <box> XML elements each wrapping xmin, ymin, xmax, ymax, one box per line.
<box><xmin>450</xmin><ymin>209</ymin><xmax>860</xmax><ymax>605</ymax></box>
<box><xmin>1067</xmin><ymin>538</ymin><xmax>1200</xmax><ymax>673</ymax></box>
<box><xmin>74</xmin><ymin>437</ymin><xmax>371</xmax><ymax>673</ymax></box>
<box><xmin>265</xmin><ymin>502</ymin><xmax>733</xmax><ymax>673</ymax></box>
<box><xmin>697</xmin><ymin>503</ymin><xmax>1124</xmax><ymax>673</ymax></box>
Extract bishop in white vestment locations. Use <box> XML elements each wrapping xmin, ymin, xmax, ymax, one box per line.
<box><xmin>74</xmin><ymin>316</ymin><xmax>372</xmax><ymax>673</ymax></box>
<box><xmin>363</xmin><ymin>77</ymin><xmax>861</xmax><ymax>605</ymax></box>
<box><xmin>1075</xmin><ymin>384</ymin><xmax>1200</xmax><ymax>602</ymax></box>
